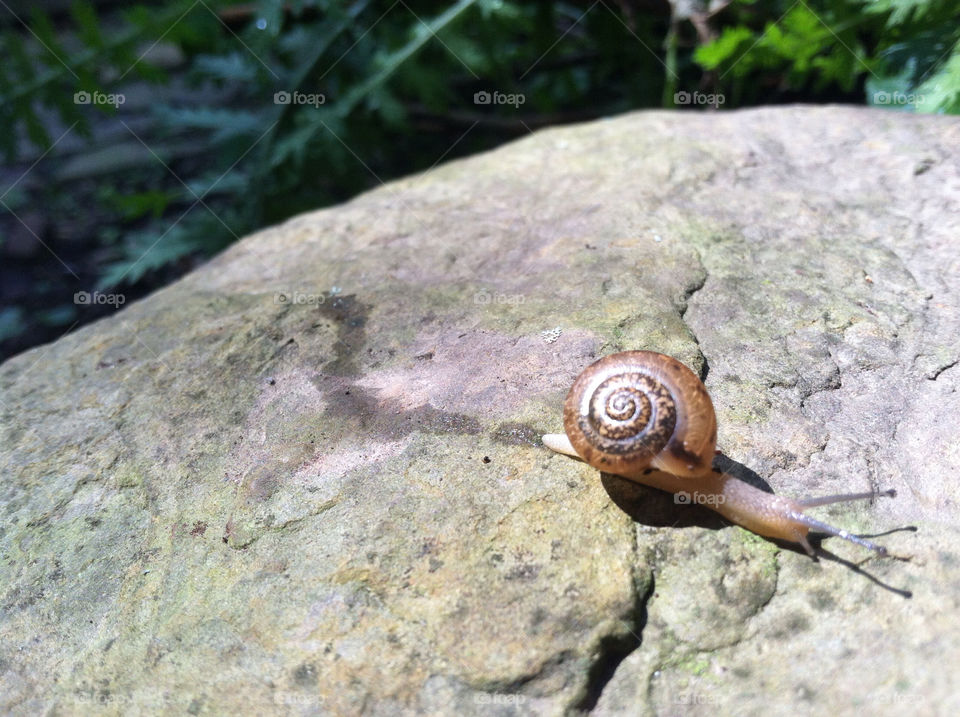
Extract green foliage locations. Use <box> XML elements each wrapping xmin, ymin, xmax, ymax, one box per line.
<box><xmin>98</xmin><ymin>209</ymin><xmax>240</xmax><ymax>288</ymax></box>
<box><xmin>695</xmin><ymin>0</ymin><xmax>960</xmax><ymax>113</ymax></box>
<box><xmin>0</xmin><ymin>0</ymin><xmax>956</xmax><ymax>358</ymax></box>
<box><xmin>916</xmin><ymin>47</ymin><xmax>960</xmax><ymax>113</ymax></box>
<box><xmin>866</xmin><ymin>0</ymin><xmax>939</xmax><ymax>25</ymax></box>
<box><xmin>865</xmin><ymin>0</ymin><xmax>960</xmax><ymax>113</ymax></box>
<box><xmin>0</xmin><ymin>1</ymin><xmax>199</xmax><ymax>159</ymax></box>
<box><xmin>694</xmin><ymin>2</ymin><xmax>881</xmax><ymax>103</ymax></box>
<box><xmin>98</xmin><ymin>188</ymin><xmax>177</xmax><ymax>220</ymax></box>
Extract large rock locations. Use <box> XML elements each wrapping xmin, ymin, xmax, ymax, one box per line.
<box><xmin>2</xmin><ymin>106</ymin><xmax>958</xmax><ymax>716</ymax></box>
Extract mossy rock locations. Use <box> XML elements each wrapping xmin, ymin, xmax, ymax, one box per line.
<box><xmin>2</xmin><ymin>106</ymin><xmax>959</xmax><ymax>716</ymax></box>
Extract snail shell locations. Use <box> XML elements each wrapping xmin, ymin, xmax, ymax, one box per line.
<box><xmin>562</xmin><ymin>350</ymin><xmax>717</xmax><ymax>479</ymax></box>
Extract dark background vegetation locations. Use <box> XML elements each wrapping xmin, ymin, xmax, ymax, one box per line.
<box><xmin>1</xmin><ymin>0</ymin><xmax>957</xmax><ymax>361</ymax></box>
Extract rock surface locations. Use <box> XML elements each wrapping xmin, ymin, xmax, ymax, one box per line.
<box><xmin>2</xmin><ymin>106</ymin><xmax>959</xmax><ymax>716</ymax></box>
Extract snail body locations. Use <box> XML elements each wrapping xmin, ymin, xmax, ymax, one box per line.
<box><xmin>543</xmin><ymin>350</ymin><xmax>893</xmax><ymax>557</ymax></box>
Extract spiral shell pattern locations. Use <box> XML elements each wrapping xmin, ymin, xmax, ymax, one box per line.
<box><xmin>562</xmin><ymin>351</ymin><xmax>718</xmax><ymax>478</ymax></box>
<box><xmin>580</xmin><ymin>372</ymin><xmax>676</xmax><ymax>460</ymax></box>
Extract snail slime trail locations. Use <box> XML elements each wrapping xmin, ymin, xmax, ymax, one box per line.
<box><xmin>543</xmin><ymin>351</ymin><xmax>896</xmax><ymax>557</ymax></box>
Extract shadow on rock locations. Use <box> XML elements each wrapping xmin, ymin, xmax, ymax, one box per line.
<box><xmin>599</xmin><ymin>453</ymin><xmax>770</xmax><ymax>531</ymax></box>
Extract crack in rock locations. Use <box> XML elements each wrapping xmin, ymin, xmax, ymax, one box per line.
<box><xmin>561</xmin><ymin>256</ymin><xmax>711</xmax><ymax>712</ymax></box>
<box><xmin>927</xmin><ymin>357</ymin><xmax>959</xmax><ymax>381</ymax></box>
<box><xmin>571</xmin><ymin>563</ymin><xmax>654</xmax><ymax>713</ymax></box>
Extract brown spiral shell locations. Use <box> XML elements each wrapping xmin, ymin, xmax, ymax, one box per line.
<box><xmin>562</xmin><ymin>350</ymin><xmax>717</xmax><ymax>479</ymax></box>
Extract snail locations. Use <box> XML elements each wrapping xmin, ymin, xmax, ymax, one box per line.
<box><xmin>542</xmin><ymin>350</ymin><xmax>895</xmax><ymax>557</ymax></box>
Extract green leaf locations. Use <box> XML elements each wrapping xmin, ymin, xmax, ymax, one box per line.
<box><xmin>71</xmin><ymin>0</ymin><xmax>104</xmax><ymax>50</ymax></box>
<box><xmin>270</xmin><ymin>122</ymin><xmax>323</xmax><ymax>168</ymax></box>
<box><xmin>98</xmin><ymin>209</ymin><xmax>239</xmax><ymax>289</ymax></box>
<box><xmin>194</xmin><ymin>53</ymin><xmax>259</xmax><ymax>82</ymax></box>
<box><xmin>23</xmin><ymin>106</ymin><xmax>52</xmax><ymax>150</ymax></box>
<box><xmin>3</xmin><ymin>28</ymin><xmax>35</xmax><ymax>80</ymax></box>
<box><xmin>694</xmin><ymin>26</ymin><xmax>753</xmax><ymax>71</ymax></box>
<box><xmin>97</xmin><ymin>226</ymin><xmax>197</xmax><ymax>288</ymax></box>
<box><xmin>916</xmin><ymin>41</ymin><xmax>960</xmax><ymax>113</ymax></box>
<box><xmin>335</xmin><ymin>0</ymin><xmax>480</xmax><ymax>117</ymax></box>
<box><xmin>29</xmin><ymin>7</ymin><xmax>71</xmax><ymax>72</ymax></box>
<box><xmin>368</xmin><ymin>87</ymin><xmax>408</xmax><ymax>125</ymax></box>
<box><xmin>864</xmin><ymin>0</ymin><xmax>937</xmax><ymax>25</ymax></box>
<box><xmin>155</xmin><ymin>106</ymin><xmax>264</xmax><ymax>143</ymax></box>
<box><xmin>108</xmin><ymin>190</ymin><xmax>178</xmax><ymax>220</ymax></box>
<box><xmin>184</xmin><ymin>171</ymin><xmax>249</xmax><ymax>199</ymax></box>
<box><xmin>37</xmin><ymin>305</ymin><xmax>79</xmax><ymax>327</ymax></box>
